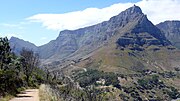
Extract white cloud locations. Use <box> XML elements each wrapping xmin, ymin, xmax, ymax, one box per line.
<box><xmin>137</xmin><ymin>0</ymin><xmax>180</xmax><ymax>24</ymax></box>
<box><xmin>27</xmin><ymin>3</ymin><xmax>133</xmax><ymax>31</ymax></box>
<box><xmin>27</xmin><ymin>0</ymin><xmax>180</xmax><ymax>31</ymax></box>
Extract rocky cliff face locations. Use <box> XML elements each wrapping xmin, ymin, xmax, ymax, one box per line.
<box><xmin>156</xmin><ymin>21</ymin><xmax>180</xmax><ymax>49</ymax></box>
<box><xmin>117</xmin><ymin>14</ymin><xmax>170</xmax><ymax>51</ymax></box>
<box><xmin>72</xmin><ymin>6</ymin><xmax>179</xmax><ymax>72</ymax></box>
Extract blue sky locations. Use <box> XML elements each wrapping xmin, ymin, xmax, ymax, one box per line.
<box><xmin>0</xmin><ymin>0</ymin><xmax>179</xmax><ymax>46</ymax></box>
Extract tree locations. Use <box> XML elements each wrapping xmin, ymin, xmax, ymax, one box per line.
<box><xmin>0</xmin><ymin>37</ymin><xmax>24</xmax><ymax>95</ymax></box>
<box><xmin>0</xmin><ymin>37</ymin><xmax>11</xmax><ymax>70</ymax></box>
<box><xmin>20</xmin><ymin>48</ymin><xmax>40</xmax><ymax>86</ymax></box>
<box><xmin>0</xmin><ymin>37</ymin><xmax>47</xmax><ymax>97</ymax></box>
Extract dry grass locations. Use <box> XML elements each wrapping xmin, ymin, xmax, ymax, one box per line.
<box><xmin>0</xmin><ymin>95</ymin><xmax>14</xmax><ymax>101</ymax></box>
<box><xmin>39</xmin><ymin>84</ymin><xmax>60</xmax><ymax>101</ymax></box>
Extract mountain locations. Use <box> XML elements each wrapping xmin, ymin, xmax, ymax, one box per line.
<box><xmin>9</xmin><ymin>37</ymin><xmax>38</xmax><ymax>54</ymax></box>
<box><xmin>39</xmin><ymin>5</ymin><xmax>170</xmax><ymax>61</ymax></box>
<box><xmin>72</xmin><ymin>6</ymin><xmax>178</xmax><ymax>72</ymax></box>
<box><xmin>7</xmin><ymin>5</ymin><xmax>180</xmax><ymax>101</ymax></box>
<box><xmin>38</xmin><ymin>5</ymin><xmax>180</xmax><ymax>73</ymax></box>
<box><xmin>9</xmin><ymin>6</ymin><xmax>180</xmax><ymax>72</ymax></box>
<box><xmin>66</xmin><ymin>5</ymin><xmax>179</xmax><ymax>73</ymax></box>
<box><xmin>156</xmin><ymin>21</ymin><xmax>180</xmax><ymax>49</ymax></box>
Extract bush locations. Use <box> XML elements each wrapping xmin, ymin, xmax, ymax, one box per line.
<box><xmin>74</xmin><ymin>69</ymin><xmax>120</xmax><ymax>88</ymax></box>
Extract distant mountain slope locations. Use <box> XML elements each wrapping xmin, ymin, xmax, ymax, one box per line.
<box><xmin>156</xmin><ymin>21</ymin><xmax>180</xmax><ymax>49</ymax></box>
<box><xmin>9</xmin><ymin>37</ymin><xmax>38</xmax><ymax>54</ymax></box>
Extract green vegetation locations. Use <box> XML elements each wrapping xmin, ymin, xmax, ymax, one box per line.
<box><xmin>0</xmin><ymin>37</ymin><xmax>47</xmax><ymax>98</ymax></box>
<box><xmin>137</xmin><ymin>75</ymin><xmax>160</xmax><ymax>90</ymax></box>
<box><xmin>1</xmin><ymin>36</ymin><xmax>179</xmax><ymax>101</ymax></box>
<box><xmin>50</xmin><ymin>69</ymin><xmax>180</xmax><ymax>101</ymax></box>
<box><xmin>73</xmin><ymin>69</ymin><xmax>120</xmax><ymax>88</ymax></box>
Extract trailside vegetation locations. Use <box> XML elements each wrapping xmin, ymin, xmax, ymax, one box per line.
<box><xmin>0</xmin><ymin>37</ymin><xmax>46</xmax><ymax>98</ymax></box>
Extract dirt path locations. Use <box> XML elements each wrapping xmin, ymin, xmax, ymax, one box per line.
<box><xmin>9</xmin><ymin>89</ymin><xmax>39</xmax><ymax>101</ymax></box>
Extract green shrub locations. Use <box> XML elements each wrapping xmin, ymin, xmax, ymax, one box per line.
<box><xmin>74</xmin><ymin>69</ymin><xmax>120</xmax><ymax>88</ymax></box>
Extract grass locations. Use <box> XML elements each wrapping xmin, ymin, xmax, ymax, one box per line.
<box><xmin>79</xmin><ymin>44</ymin><xmax>180</xmax><ymax>74</ymax></box>
<box><xmin>39</xmin><ymin>84</ymin><xmax>60</xmax><ymax>101</ymax></box>
<box><xmin>0</xmin><ymin>95</ymin><xmax>14</xmax><ymax>101</ymax></box>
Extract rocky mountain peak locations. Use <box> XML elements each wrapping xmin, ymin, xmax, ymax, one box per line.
<box><xmin>126</xmin><ymin>5</ymin><xmax>142</xmax><ymax>14</ymax></box>
<box><xmin>116</xmin><ymin>7</ymin><xmax>171</xmax><ymax>50</ymax></box>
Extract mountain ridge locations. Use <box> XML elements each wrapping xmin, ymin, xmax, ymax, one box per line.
<box><xmin>9</xmin><ymin>36</ymin><xmax>38</xmax><ymax>54</ymax></box>
<box><xmin>9</xmin><ymin>5</ymin><xmax>180</xmax><ymax>71</ymax></box>
<box><xmin>39</xmin><ymin>5</ymin><xmax>170</xmax><ymax>62</ymax></box>
<box><xmin>156</xmin><ymin>20</ymin><xmax>180</xmax><ymax>49</ymax></box>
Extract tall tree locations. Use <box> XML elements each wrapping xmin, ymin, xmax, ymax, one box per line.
<box><xmin>0</xmin><ymin>37</ymin><xmax>11</xmax><ymax>70</ymax></box>
<box><xmin>0</xmin><ymin>37</ymin><xmax>22</xmax><ymax>94</ymax></box>
<box><xmin>20</xmin><ymin>48</ymin><xmax>40</xmax><ymax>85</ymax></box>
